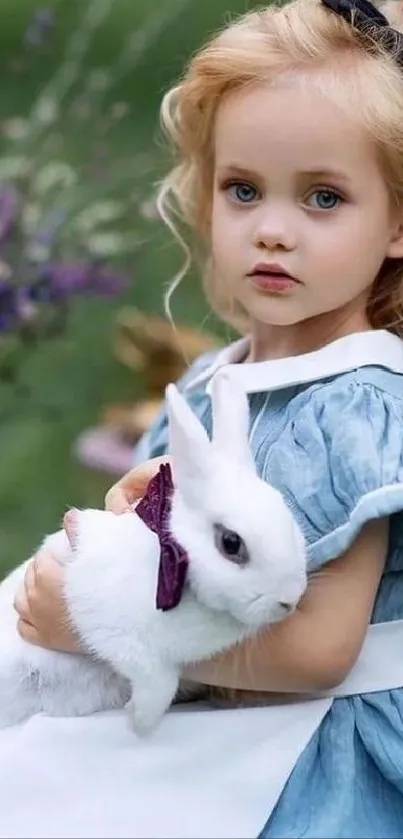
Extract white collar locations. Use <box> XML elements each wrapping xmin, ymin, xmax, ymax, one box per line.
<box><xmin>184</xmin><ymin>330</ymin><xmax>403</xmax><ymax>395</ymax></box>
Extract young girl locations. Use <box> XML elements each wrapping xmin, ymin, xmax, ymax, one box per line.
<box><xmin>8</xmin><ymin>0</ymin><xmax>403</xmax><ymax>836</ymax></box>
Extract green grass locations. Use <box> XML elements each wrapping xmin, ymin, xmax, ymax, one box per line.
<box><xmin>0</xmin><ymin>0</ymin><xmax>258</xmax><ymax>576</ymax></box>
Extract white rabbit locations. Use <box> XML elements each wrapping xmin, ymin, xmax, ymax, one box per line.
<box><xmin>0</xmin><ymin>373</ymin><xmax>307</xmax><ymax>734</ymax></box>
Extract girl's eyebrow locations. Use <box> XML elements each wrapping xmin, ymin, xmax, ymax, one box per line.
<box><xmin>215</xmin><ymin>164</ymin><xmax>258</xmax><ymax>180</ymax></box>
<box><xmin>301</xmin><ymin>169</ymin><xmax>353</xmax><ymax>186</ymax></box>
<box><xmin>216</xmin><ymin>163</ymin><xmax>352</xmax><ymax>185</ymax></box>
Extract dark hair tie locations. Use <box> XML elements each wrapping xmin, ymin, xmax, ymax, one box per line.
<box><xmin>321</xmin><ymin>0</ymin><xmax>403</xmax><ymax>66</ymax></box>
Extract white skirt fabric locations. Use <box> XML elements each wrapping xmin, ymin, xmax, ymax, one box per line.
<box><xmin>3</xmin><ymin>619</ymin><xmax>403</xmax><ymax>838</ymax></box>
<box><xmin>0</xmin><ymin>698</ymin><xmax>332</xmax><ymax>839</ymax></box>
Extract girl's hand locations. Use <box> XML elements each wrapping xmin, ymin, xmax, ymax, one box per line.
<box><xmin>105</xmin><ymin>455</ymin><xmax>171</xmax><ymax>514</ymax></box>
<box><xmin>14</xmin><ymin>545</ymin><xmax>81</xmax><ymax>653</ymax></box>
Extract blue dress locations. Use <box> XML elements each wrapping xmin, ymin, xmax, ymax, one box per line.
<box><xmin>133</xmin><ymin>329</ymin><xmax>403</xmax><ymax>839</ymax></box>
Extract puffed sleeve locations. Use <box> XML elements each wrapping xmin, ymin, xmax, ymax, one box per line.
<box><xmin>131</xmin><ymin>349</ymin><xmax>217</xmax><ymax>465</ymax></box>
<box><xmin>262</xmin><ymin>380</ymin><xmax>403</xmax><ymax>570</ymax></box>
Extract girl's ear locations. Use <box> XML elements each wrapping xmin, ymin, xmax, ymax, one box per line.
<box><xmin>386</xmin><ymin>213</ymin><xmax>403</xmax><ymax>259</ymax></box>
<box><xmin>165</xmin><ymin>384</ymin><xmax>212</xmax><ymax>505</ymax></box>
<box><xmin>209</xmin><ymin>373</ymin><xmax>255</xmax><ymax>471</ymax></box>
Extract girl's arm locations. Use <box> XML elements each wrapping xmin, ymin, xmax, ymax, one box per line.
<box><xmin>183</xmin><ymin>518</ymin><xmax>389</xmax><ymax>693</ymax></box>
<box><xmin>16</xmin><ymin>452</ymin><xmax>388</xmax><ymax>695</ymax></box>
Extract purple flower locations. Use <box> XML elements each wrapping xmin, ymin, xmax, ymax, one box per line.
<box><xmin>34</xmin><ymin>7</ymin><xmax>55</xmax><ymax>26</ymax></box>
<box><xmin>36</xmin><ymin>263</ymin><xmax>89</xmax><ymax>298</ymax></box>
<box><xmin>0</xmin><ymin>281</ymin><xmax>18</xmax><ymax>332</ymax></box>
<box><xmin>25</xmin><ymin>275</ymin><xmax>59</xmax><ymax>304</ymax></box>
<box><xmin>31</xmin><ymin>209</ymin><xmax>67</xmax><ymax>248</ymax></box>
<box><xmin>24</xmin><ymin>7</ymin><xmax>55</xmax><ymax>47</ymax></box>
<box><xmin>90</xmin><ymin>262</ymin><xmax>130</xmax><ymax>296</ymax></box>
<box><xmin>0</xmin><ymin>187</ymin><xmax>18</xmax><ymax>249</ymax></box>
<box><xmin>38</xmin><ymin>260</ymin><xmax>129</xmax><ymax>298</ymax></box>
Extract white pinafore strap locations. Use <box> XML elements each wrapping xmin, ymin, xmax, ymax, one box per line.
<box><xmin>319</xmin><ymin>618</ymin><xmax>403</xmax><ymax>698</ymax></box>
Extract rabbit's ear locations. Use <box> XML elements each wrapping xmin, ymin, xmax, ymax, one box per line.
<box><xmin>210</xmin><ymin>373</ymin><xmax>255</xmax><ymax>469</ymax></box>
<box><xmin>166</xmin><ymin>384</ymin><xmax>211</xmax><ymax>498</ymax></box>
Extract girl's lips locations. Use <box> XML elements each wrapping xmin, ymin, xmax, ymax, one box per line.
<box><xmin>250</xmin><ymin>273</ymin><xmax>297</xmax><ymax>291</ymax></box>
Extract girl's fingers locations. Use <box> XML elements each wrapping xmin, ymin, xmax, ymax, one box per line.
<box><xmin>105</xmin><ymin>456</ymin><xmax>172</xmax><ymax>514</ymax></box>
<box><xmin>13</xmin><ymin>587</ymin><xmax>31</xmax><ymax>623</ymax></box>
<box><xmin>24</xmin><ymin>558</ymin><xmax>37</xmax><ymax>596</ymax></box>
<box><xmin>104</xmin><ymin>484</ymin><xmax>133</xmax><ymax>514</ymax></box>
<box><xmin>13</xmin><ymin>557</ymin><xmax>38</xmax><ymax>622</ymax></box>
<box><xmin>17</xmin><ymin>617</ymin><xmax>41</xmax><ymax>645</ymax></box>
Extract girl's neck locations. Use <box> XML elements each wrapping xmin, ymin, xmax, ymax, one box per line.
<box><xmin>246</xmin><ymin>308</ymin><xmax>372</xmax><ymax>363</ymax></box>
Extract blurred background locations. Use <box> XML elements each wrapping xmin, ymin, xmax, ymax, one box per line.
<box><xmin>0</xmin><ymin>0</ymin><xmax>259</xmax><ymax>577</ymax></box>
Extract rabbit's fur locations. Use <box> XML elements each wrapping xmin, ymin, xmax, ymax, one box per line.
<box><xmin>0</xmin><ymin>374</ymin><xmax>307</xmax><ymax>734</ymax></box>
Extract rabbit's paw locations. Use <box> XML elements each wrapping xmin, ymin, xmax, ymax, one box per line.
<box><xmin>126</xmin><ymin>668</ymin><xmax>179</xmax><ymax>735</ymax></box>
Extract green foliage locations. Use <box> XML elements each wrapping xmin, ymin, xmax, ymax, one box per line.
<box><xmin>0</xmin><ymin>0</ymin><xmax>257</xmax><ymax>575</ymax></box>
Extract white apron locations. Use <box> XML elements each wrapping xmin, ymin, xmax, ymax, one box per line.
<box><xmin>5</xmin><ymin>331</ymin><xmax>403</xmax><ymax>837</ymax></box>
<box><xmin>0</xmin><ymin>618</ymin><xmax>402</xmax><ymax>839</ymax></box>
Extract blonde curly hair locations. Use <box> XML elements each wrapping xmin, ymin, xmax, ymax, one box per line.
<box><xmin>158</xmin><ymin>0</ymin><xmax>403</xmax><ymax>335</ymax></box>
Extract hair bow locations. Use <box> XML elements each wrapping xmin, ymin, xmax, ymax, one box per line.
<box><xmin>321</xmin><ymin>0</ymin><xmax>403</xmax><ymax>65</ymax></box>
<box><xmin>135</xmin><ymin>462</ymin><xmax>189</xmax><ymax>611</ymax></box>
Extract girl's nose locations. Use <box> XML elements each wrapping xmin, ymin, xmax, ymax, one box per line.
<box><xmin>252</xmin><ymin>211</ymin><xmax>296</xmax><ymax>252</ymax></box>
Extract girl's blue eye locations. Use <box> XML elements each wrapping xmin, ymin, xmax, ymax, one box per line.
<box><xmin>227</xmin><ymin>182</ymin><xmax>258</xmax><ymax>203</ymax></box>
<box><xmin>307</xmin><ymin>190</ymin><xmax>341</xmax><ymax>210</ymax></box>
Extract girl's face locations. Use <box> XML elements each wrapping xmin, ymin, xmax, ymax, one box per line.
<box><xmin>211</xmin><ymin>78</ymin><xmax>403</xmax><ymax>344</ymax></box>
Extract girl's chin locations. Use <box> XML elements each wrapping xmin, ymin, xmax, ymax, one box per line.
<box><xmin>246</xmin><ymin>306</ymin><xmax>306</xmax><ymax>328</ymax></box>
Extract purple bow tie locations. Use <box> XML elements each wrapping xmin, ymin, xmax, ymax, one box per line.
<box><xmin>135</xmin><ymin>463</ymin><xmax>189</xmax><ymax>611</ymax></box>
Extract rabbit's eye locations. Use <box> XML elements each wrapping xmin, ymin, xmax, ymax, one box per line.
<box><xmin>214</xmin><ymin>524</ymin><xmax>249</xmax><ymax>565</ymax></box>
